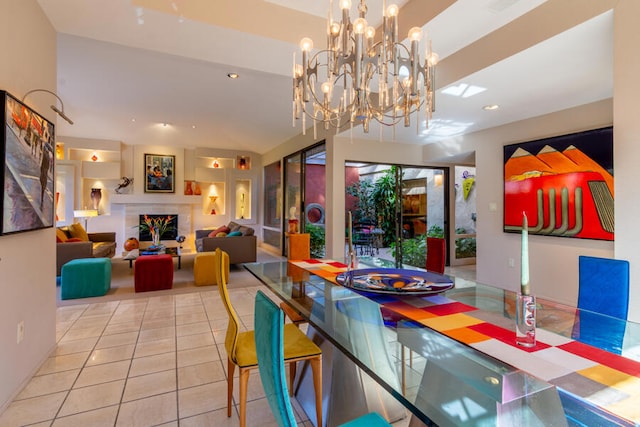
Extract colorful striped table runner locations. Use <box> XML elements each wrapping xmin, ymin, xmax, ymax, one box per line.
<box><xmin>289</xmin><ymin>259</ymin><xmax>640</xmax><ymax>423</ymax></box>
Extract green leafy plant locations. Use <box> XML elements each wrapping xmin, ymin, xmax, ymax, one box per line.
<box><xmin>371</xmin><ymin>166</ymin><xmax>398</xmax><ymax>246</ymax></box>
<box><xmin>427</xmin><ymin>224</ymin><xmax>444</xmax><ymax>238</ymax></box>
<box><xmin>390</xmin><ymin>234</ymin><xmax>426</xmax><ymax>268</ymax></box>
<box><xmin>346</xmin><ymin>179</ymin><xmax>375</xmax><ymax>223</ymax></box>
<box><xmin>455</xmin><ymin>227</ymin><xmax>477</xmax><ymax>258</ymax></box>
<box><xmin>306</xmin><ymin>223</ymin><xmax>325</xmax><ymax>258</ymax></box>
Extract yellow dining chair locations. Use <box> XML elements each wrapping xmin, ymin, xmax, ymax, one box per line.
<box><xmin>213</xmin><ymin>249</ymin><xmax>323</xmax><ymax>427</ymax></box>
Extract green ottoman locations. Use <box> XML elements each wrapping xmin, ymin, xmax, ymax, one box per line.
<box><xmin>61</xmin><ymin>258</ymin><xmax>112</xmax><ymax>300</ymax></box>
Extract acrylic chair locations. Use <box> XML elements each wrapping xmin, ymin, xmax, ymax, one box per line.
<box><xmin>213</xmin><ymin>249</ymin><xmax>323</xmax><ymax>427</ymax></box>
<box><xmin>425</xmin><ymin>237</ymin><xmax>446</xmax><ymax>274</ymax></box>
<box><xmin>574</xmin><ymin>255</ymin><xmax>629</xmax><ymax>354</ymax></box>
<box><xmin>254</xmin><ymin>290</ymin><xmax>392</xmax><ymax>427</ymax></box>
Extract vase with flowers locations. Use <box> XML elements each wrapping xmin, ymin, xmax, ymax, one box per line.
<box><xmin>138</xmin><ymin>214</ymin><xmax>175</xmax><ymax>249</ymax></box>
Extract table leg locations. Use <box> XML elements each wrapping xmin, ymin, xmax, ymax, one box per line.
<box><xmin>178</xmin><ymin>255</ymin><xmax>181</xmax><ymax>270</ymax></box>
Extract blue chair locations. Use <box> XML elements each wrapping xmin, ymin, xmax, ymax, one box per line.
<box><xmin>578</xmin><ymin>255</ymin><xmax>629</xmax><ymax>319</ymax></box>
<box><xmin>254</xmin><ymin>291</ymin><xmax>391</xmax><ymax>427</ymax></box>
<box><xmin>575</xmin><ymin>256</ymin><xmax>630</xmax><ymax>354</ymax></box>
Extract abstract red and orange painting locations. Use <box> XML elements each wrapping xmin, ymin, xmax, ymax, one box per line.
<box><xmin>503</xmin><ymin>127</ymin><xmax>613</xmax><ymax>240</ymax></box>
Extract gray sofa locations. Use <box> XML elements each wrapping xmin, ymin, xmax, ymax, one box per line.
<box><xmin>56</xmin><ymin>231</ymin><xmax>116</xmax><ymax>276</ymax></box>
<box><xmin>195</xmin><ymin>222</ymin><xmax>256</xmax><ymax>264</ymax></box>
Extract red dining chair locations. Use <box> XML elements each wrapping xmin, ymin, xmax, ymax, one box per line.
<box><xmin>426</xmin><ymin>237</ymin><xmax>446</xmax><ymax>274</ymax></box>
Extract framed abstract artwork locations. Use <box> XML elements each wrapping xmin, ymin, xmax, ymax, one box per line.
<box><xmin>503</xmin><ymin>126</ymin><xmax>613</xmax><ymax>240</ymax></box>
<box><xmin>1</xmin><ymin>90</ymin><xmax>56</xmax><ymax>235</ymax></box>
<box><xmin>145</xmin><ymin>153</ymin><xmax>175</xmax><ymax>193</ymax></box>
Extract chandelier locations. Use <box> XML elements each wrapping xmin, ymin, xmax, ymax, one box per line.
<box><xmin>292</xmin><ymin>0</ymin><xmax>438</xmax><ymax>136</ymax></box>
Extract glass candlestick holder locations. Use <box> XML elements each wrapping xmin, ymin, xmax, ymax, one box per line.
<box><xmin>516</xmin><ymin>293</ymin><xmax>536</xmax><ymax>347</ymax></box>
<box><xmin>345</xmin><ymin>250</ymin><xmax>357</xmax><ymax>287</ymax></box>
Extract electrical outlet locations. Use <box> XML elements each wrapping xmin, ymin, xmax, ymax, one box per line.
<box><xmin>17</xmin><ymin>321</ymin><xmax>24</xmax><ymax>344</ymax></box>
<box><xmin>508</xmin><ymin>258</ymin><xmax>515</xmax><ymax>268</ymax></box>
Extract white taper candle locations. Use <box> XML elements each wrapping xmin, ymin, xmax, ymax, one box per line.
<box><xmin>521</xmin><ymin>211</ymin><xmax>530</xmax><ymax>295</ymax></box>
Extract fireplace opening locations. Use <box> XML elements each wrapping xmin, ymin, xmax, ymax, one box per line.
<box><xmin>139</xmin><ymin>214</ymin><xmax>178</xmax><ymax>241</ymax></box>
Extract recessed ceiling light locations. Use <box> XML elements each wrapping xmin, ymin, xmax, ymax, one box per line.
<box><xmin>227</xmin><ymin>73</ymin><xmax>239</xmax><ymax>79</ymax></box>
<box><xmin>191</xmin><ymin>125</ymin><xmax>197</xmax><ymax>129</ymax></box>
<box><xmin>131</xmin><ymin>118</ymin><xmax>136</xmax><ymax>122</ymax></box>
<box><xmin>483</xmin><ymin>104</ymin><xmax>500</xmax><ymax>111</ymax></box>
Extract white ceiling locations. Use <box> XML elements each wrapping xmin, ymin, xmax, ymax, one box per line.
<box><xmin>35</xmin><ymin>0</ymin><xmax>613</xmax><ymax>155</ymax></box>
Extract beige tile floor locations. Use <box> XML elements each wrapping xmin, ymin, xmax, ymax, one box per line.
<box><xmin>1</xmin><ymin>283</ymin><xmax>325</xmax><ymax>427</ymax></box>
<box><xmin>0</xmin><ymin>258</ymin><xmax>475</xmax><ymax>427</ymax></box>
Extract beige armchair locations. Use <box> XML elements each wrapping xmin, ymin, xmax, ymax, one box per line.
<box><xmin>56</xmin><ymin>230</ymin><xmax>116</xmax><ymax>276</ymax></box>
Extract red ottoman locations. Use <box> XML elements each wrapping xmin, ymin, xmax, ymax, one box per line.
<box><xmin>134</xmin><ymin>254</ymin><xmax>174</xmax><ymax>292</ymax></box>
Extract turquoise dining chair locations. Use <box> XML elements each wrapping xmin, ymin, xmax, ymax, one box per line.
<box><xmin>575</xmin><ymin>256</ymin><xmax>629</xmax><ymax>354</ymax></box>
<box><xmin>254</xmin><ymin>290</ymin><xmax>391</xmax><ymax>427</ymax></box>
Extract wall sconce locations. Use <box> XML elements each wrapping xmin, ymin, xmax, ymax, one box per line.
<box><xmin>91</xmin><ymin>153</ymin><xmax>98</xmax><ymax>162</ymax></box>
<box><xmin>22</xmin><ymin>89</ymin><xmax>74</xmax><ymax>125</ymax></box>
<box><xmin>434</xmin><ymin>171</ymin><xmax>444</xmax><ymax>187</ymax></box>
<box><xmin>213</xmin><ymin>160</ymin><xmax>220</xmax><ymax>168</ymax></box>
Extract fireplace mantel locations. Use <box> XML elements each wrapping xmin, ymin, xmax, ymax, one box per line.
<box><xmin>111</xmin><ymin>194</ymin><xmax>201</xmax><ymax>205</ymax></box>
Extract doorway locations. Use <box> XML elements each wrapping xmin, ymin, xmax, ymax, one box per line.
<box><xmin>283</xmin><ymin>142</ymin><xmax>327</xmax><ymax>258</ymax></box>
<box><xmin>345</xmin><ymin>162</ymin><xmax>448</xmax><ymax>268</ymax></box>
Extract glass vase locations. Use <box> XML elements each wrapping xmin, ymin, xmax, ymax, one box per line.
<box><xmin>516</xmin><ymin>293</ymin><xmax>536</xmax><ymax>347</ymax></box>
<box><xmin>152</xmin><ymin>227</ymin><xmax>160</xmax><ymax>246</ymax></box>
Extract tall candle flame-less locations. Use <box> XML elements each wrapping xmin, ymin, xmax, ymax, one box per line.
<box><xmin>521</xmin><ymin>212</ymin><xmax>530</xmax><ymax>295</ymax></box>
<box><xmin>516</xmin><ymin>211</ymin><xmax>536</xmax><ymax>347</ymax></box>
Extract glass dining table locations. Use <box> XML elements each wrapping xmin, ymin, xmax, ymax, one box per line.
<box><xmin>245</xmin><ymin>257</ymin><xmax>640</xmax><ymax>427</ymax></box>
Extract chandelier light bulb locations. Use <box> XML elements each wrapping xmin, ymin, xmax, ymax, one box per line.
<box><xmin>330</xmin><ymin>22</ymin><xmax>341</xmax><ymax>35</ymax></box>
<box><xmin>299</xmin><ymin>37</ymin><xmax>314</xmax><ymax>52</ymax></box>
<box><xmin>408</xmin><ymin>27</ymin><xmax>422</xmax><ymax>42</ymax></box>
<box><xmin>353</xmin><ymin>18</ymin><xmax>367</xmax><ymax>34</ymax></box>
<box><xmin>340</xmin><ymin>0</ymin><xmax>352</xmax><ymax>10</ymax></box>
<box><xmin>428</xmin><ymin>52</ymin><xmax>440</xmax><ymax>66</ymax></box>
<box><xmin>365</xmin><ymin>26</ymin><xmax>376</xmax><ymax>39</ymax></box>
<box><xmin>294</xmin><ymin>64</ymin><xmax>303</xmax><ymax>78</ymax></box>
<box><xmin>321</xmin><ymin>82</ymin><xmax>332</xmax><ymax>94</ymax></box>
<box><xmin>386</xmin><ymin>4</ymin><xmax>399</xmax><ymax>17</ymax></box>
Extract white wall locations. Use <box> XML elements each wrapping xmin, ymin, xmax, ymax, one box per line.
<box><xmin>425</xmin><ymin>100</ymin><xmax>614</xmax><ymax>307</ymax></box>
<box><xmin>613</xmin><ymin>0</ymin><xmax>640</xmax><ymax>322</ymax></box>
<box><xmin>0</xmin><ymin>0</ymin><xmax>58</xmax><ymax>411</ymax></box>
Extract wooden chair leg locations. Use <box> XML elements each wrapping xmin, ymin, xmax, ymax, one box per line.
<box><xmin>289</xmin><ymin>362</ymin><xmax>296</xmax><ymax>396</ymax></box>
<box><xmin>310</xmin><ymin>356</ymin><xmax>323</xmax><ymax>427</ymax></box>
<box><xmin>239</xmin><ymin>368</ymin><xmax>250</xmax><ymax>427</ymax></box>
<box><xmin>227</xmin><ymin>358</ymin><xmax>235</xmax><ymax>417</ymax></box>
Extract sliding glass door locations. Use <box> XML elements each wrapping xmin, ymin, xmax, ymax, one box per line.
<box><xmin>345</xmin><ymin>162</ymin><xmax>448</xmax><ymax>268</ymax></box>
<box><xmin>283</xmin><ymin>142</ymin><xmax>326</xmax><ymax>258</ymax></box>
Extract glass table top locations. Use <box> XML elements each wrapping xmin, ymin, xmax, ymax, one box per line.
<box><xmin>245</xmin><ymin>257</ymin><xmax>640</xmax><ymax>426</ymax></box>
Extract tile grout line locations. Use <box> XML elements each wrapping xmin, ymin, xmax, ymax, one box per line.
<box><xmin>50</xmin><ymin>300</ymin><xmax>123</xmax><ymax>425</ymax></box>
<box><xmin>112</xmin><ymin>297</ymin><xmax>149</xmax><ymax>426</ymax></box>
